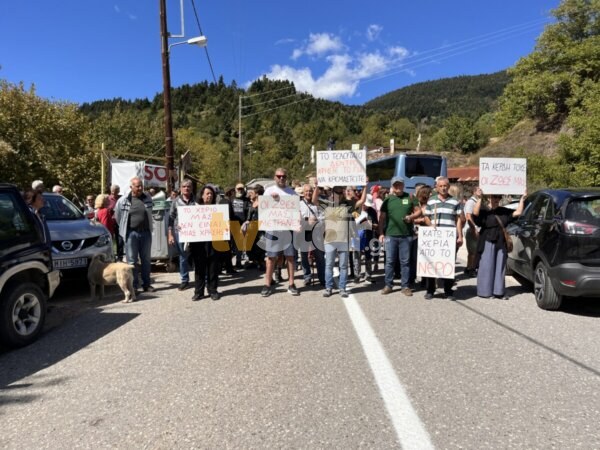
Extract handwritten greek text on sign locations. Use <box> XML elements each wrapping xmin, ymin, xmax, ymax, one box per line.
<box><xmin>177</xmin><ymin>204</ymin><xmax>230</xmax><ymax>243</ymax></box>
<box><xmin>479</xmin><ymin>157</ymin><xmax>527</xmax><ymax>195</ymax></box>
<box><xmin>317</xmin><ymin>150</ymin><xmax>366</xmax><ymax>187</ymax></box>
<box><xmin>417</xmin><ymin>227</ymin><xmax>456</xmax><ymax>279</ymax></box>
<box><xmin>258</xmin><ymin>195</ymin><xmax>301</xmax><ymax>231</ymax></box>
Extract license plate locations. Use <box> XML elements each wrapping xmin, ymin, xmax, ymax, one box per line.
<box><xmin>54</xmin><ymin>257</ymin><xmax>88</xmax><ymax>269</ymax></box>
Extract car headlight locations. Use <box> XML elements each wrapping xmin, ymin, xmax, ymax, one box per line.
<box><xmin>95</xmin><ymin>233</ymin><xmax>112</xmax><ymax>247</ymax></box>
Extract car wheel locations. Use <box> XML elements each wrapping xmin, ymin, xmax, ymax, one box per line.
<box><xmin>0</xmin><ymin>282</ymin><xmax>47</xmax><ymax>347</ymax></box>
<box><xmin>534</xmin><ymin>262</ymin><xmax>562</xmax><ymax>310</ymax></box>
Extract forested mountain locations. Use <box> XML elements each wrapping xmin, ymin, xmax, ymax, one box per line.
<box><xmin>3</xmin><ymin>0</ymin><xmax>597</xmax><ymax>196</ymax></box>
<box><xmin>365</xmin><ymin>71</ymin><xmax>511</xmax><ymax>122</ymax></box>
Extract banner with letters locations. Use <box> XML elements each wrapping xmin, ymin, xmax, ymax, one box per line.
<box><xmin>479</xmin><ymin>157</ymin><xmax>527</xmax><ymax>195</ymax></box>
<box><xmin>258</xmin><ymin>195</ymin><xmax>301</xmax><ymax>231</ymax></box>
<box><xmin>417</xmin><ymin>227</ymin><xmax>456</xmax><ymax>279</ymax></box>
<box><xmin>177</xmin><ymin>204</ymin><xmax>230</xmax><ymax>243</ymax></box>
<box><xmin>316</xmin><ymin>150</ymin><xmax>366</xmax><ymax>187</ymax></box>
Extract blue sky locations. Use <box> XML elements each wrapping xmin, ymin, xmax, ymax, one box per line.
<box><xmin>0</xmin><ymin>0</ymin><xmax>558</xmax><ymax>106</ymax></box>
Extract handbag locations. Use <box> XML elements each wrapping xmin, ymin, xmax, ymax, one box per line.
<box><xmin>495</xmin><ymin>215</ymin><xmax>513</xmax><ymax>252</ymax></box>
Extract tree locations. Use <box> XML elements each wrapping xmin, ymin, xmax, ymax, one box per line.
<box><xmin>435</xmin><ymin>115</ymin><xmax>480</xmax><ymax>153</ymax></box>
<box><xmin>496</xmin><ymin>0</ymin><xmax>600</xmax><ymax>132</ymax></box>
<box><xmin>0</xmin><ymin>80</ymin><xmax>91</xmax><ymax>194</ymax></box>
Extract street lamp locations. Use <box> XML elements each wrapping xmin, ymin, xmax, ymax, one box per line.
<box><xmin>160</xmin><ymin>0</ymin><xmax>207</xmax><ymax>193</ymax></box>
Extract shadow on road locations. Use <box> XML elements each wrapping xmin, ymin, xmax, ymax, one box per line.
<box><xmin>457</xmin><ymin>302</ymin><xmax>600</xmax><ymax>378</ymax></box>
<box><xmin>0</xmin><ymin>307</ymin><xmax>139</xmax><ymax>410</ymax></box>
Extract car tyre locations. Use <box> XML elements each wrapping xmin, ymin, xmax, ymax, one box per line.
<box><xmin>0</xmin><ymin>282</ymin><xmax>47</xmax><ymax>347</ymax></box>
<box><xmin>534</xmin><ymin>262</ymin><xmax>562</xmax><ymax>310</ymax></box>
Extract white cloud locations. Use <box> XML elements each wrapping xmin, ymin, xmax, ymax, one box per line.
<box><xmin>291</xmin><ymin>33</ymin><xmax>344</xmax><ymax>60</ymax></box>
<box><xmin>114</xmin><ymin>5</ymin><xmax>120</xmax><ymax>13</ymax></box>
<box><xmin>128</xmin><ymin>13</ymin><xmax>137</xmax><ymax>20</ymax></box>
<box><xmin>256</xmin><ymin>30</ymin><xmax>412</xmax><ymax>101</ymax></box>
<box><xmin>366</xmin><ymin>24</ymin><xmax>383</xmax><ymax>42</ymax></box>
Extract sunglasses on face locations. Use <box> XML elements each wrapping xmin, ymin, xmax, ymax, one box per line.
<box><xmin>276</xmin><ymin>174</ymin><xmax>287</xmax><ymax>179</ymax></box>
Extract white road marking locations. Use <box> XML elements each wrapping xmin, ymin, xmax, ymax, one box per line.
<box><xmin>344</xmin><ymin>294</ymin><xmax>435</xmax><ymax>450</ymax></box>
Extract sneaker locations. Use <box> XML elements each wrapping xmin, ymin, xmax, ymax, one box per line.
<box><xmin>287</xmin><ymin>284</ymin><xmax>300</xmax><ymax>296</ymax></box>
<box><xmin>354</xmin><ymin>276</ymin><xmax>362</xmax><ymax>284</ymax></box>
<box><xmin>261</xmin><ymin>286</ymin><xmax>272</xmax><ymax>297</ymax></box>
<box><xmin>340</xmin><ymin>289</ymin><xmax>349</xmax><ymax>298</ymax></box>
<box><xmin>143</xmin><ymin>285</ymin><xmax>156</xmax><ymax>293</ymax></box>
<box><xmin>424</xmin><ymin>293</ymin><xmax>434</xmax><ymax>300</ymax></box>
<box><xmin>401</xmin><ymin>287</ymin><xmax>413</xmax><ymax>297</ymax></box>
<box><xmin>446</xmin><ymin>294</ymin><xmax>456</xmax><ymax>301</ymax></box>
<box><xmin>381</xmin><ymin>286</ymin><xmax>393</xmax><ymax>295</ymax></box>
<box><xmin>303</xmin><ymin>278</ymin><xmax>312</xmax><ymax>287</ymax></box>
<box><xmin>323</xmin><ymin>289</ymin><xmax>332</xmax><ymax>298</ymax></box>
<box><xmin>192</xmin><ymin>292</ymin><xmax>205</xmax><ymax>301</ymax></box>
<box><xmin>210</xmin><ymin>292</ymin><xmax>221</xmax><ymax>301</ymax></box>
<box><xmin>178</xmin><ymin>281</ymin><xmax>189</xmax><ymax>291</ymax></box>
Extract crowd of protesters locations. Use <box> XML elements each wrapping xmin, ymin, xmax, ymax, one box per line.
<box><xmin>26</xmin><ymin>169</ymin><xmax>526</xmax><ymax>303</ymax></box>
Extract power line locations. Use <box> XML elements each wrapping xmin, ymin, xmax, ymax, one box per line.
<box><xmin>241</xmin><ymin>91</ymin><xmax>302</xmax><ymax>109</ymax></box>
<box><xmin>189</xmin><ymin>0</ymin><xmax>217</xmax><ymax>83</ymax></box>
<box><xmin>241</xmin><ymin>96</ymin><xmax>313</xmax><ymax>118</ymax></box>
<box><xmin>242</xmin><ymin>85</ymin><xmax>296</xmax><ymax>99</ymax></box>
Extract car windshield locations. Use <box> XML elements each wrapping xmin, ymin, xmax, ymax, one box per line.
<box><xmin>565</xmin><ymin>197</ymin><xmax>600</xmax><ymax>223</ymax></box>
<box><xmin>41</xmin><ymin>195</ymin><xmax>84</xmax><ymax>220</ymax></box>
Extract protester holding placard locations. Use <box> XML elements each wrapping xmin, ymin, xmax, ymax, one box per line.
<box><xmin>243</xmin><ymin>184</ymin><xmax>265</xmax><ymax>271</ymax></box>
<box><xmin>379</xmin><ymin>177</ymin><xmax>421</xmax><ymax>296</ymax></box>
<box><xmin>168</xmin><ymin>179</ymin><xmax>196</xmax><ymax>291</ymax></box>
<box><xmin>261</xmin><ymin>168</ymin><xmax>300</xmax><ymax>298</ymax></box>
<box><xmin>472</xmin><ymin>188</ymin><xmax>527</xmax><ymax>300</ymax></box>
<box><xmin>299</xmin><ymin>183</ymin><xmax>325</xmax><ymax>287</ymax></box>
<box><xmin>422</xmin><ymin>176</ymin><xmax>464</xmax><ymax>300</ymax></box>
<box><xmin>463</xmin><ymin>186</ymin><xmax>483</xmax><ymax>278</ymax></box>
<box><xmin>190</xmin><ymin>185</ymin><xmax>223</xmax><ymax>301</ymax></box>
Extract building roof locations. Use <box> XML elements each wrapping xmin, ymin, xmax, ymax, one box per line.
<box><xmin>448</xmin><ymin>166</ymin><xmax>479</xmax><ymax>182</ymax></box>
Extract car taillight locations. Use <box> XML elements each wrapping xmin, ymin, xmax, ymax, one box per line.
<box><xmin>563</xmin><ymin>220</ymin><xmax>599</xmax><ymax>235</ymax></box>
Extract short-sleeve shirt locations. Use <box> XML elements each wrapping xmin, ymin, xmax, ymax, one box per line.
<box><xmin>424</xmin><ymin>194</ymin><xmax>461</xmax><ymax>228</ymax></box>
<box><xmin>380</xmin><ymin>192</ymin><xmax>419</xmax><ymax>236</ymax></box>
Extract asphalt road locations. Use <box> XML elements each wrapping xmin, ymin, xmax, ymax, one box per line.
<box><xmin>1</xmin><ymin>252</ymin><xmax>599</xmax><ymax>449</ymax></box>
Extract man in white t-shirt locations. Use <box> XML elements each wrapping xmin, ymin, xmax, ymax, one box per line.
<box><xmin>261</xmin><ymin>168</ymin><xmax>300</xmax><ymax>297</ymax></box>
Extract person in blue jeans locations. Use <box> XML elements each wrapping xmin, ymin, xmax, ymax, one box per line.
<box><xmin>315</xmin><ymin>183</ymin><xmax>366</xmax><ymax>298</ymax></box>
<box><xmin>168</xmin><ymin>179</ymin><xmax>196</xmax><ymax>291</ymax></box>
<box><xmin>115</xmin><ymin>176</ymin><xmax>155</xmax><ymax>294</ymax></box>
<box><xmin>379</xmin><ymin>177</ymin><xmax>421</xmax><ymax>296</ymax></box>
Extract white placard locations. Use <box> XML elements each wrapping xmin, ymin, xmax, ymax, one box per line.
<box><xmin>479</xmin><ymin>157</ymin><xmax>527</xmax><ymax>195</ymax></box>
<box><xmin>177</xmin><ymin>204</ymin><xmax>230</xmax><ymax>243</ymax></box>
<box><xmin>258</xmin><ymin>195</ymin><xmax>301</xmax><ymax>231</ymax></box>
<box><xmin>417</xmin><ymin>227</ymin><xmax>456</xmax><ymax>279</ymax></box>
<box><xmin>316</xmin><ymin>150</ymin><xmax>366</xmax><ymax>187</ymax></box>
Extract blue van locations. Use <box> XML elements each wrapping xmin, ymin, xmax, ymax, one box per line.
<box><xmin>366</xmin><ymin>153</ymin><xmax>447</xmax><ymax>193</ymax></box>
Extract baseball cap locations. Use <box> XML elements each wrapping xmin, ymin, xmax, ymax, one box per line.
<box><xmin>370</xmin><ymin>185</ymin><xmax>381</xmax><ymax>194</ymax></box>
<box><xmin>235</xmin><ymin>183</ymin><xmax>245</xmax><ymax>190</ymax></box>
<box><xmin>364</xmin><ymin>194</ymin><xmax>374</xmax><ymax>207</ymax></box>
<box><xmin>391</xmin><ymin>176</ymin><xmax>405</xmax><ymax>185</ymax></box>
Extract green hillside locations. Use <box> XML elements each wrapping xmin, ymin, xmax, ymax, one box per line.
<box><xmin>365</xmin><ymin>71</ymin><xmax>511</xmax><ymax>123</ymax></box>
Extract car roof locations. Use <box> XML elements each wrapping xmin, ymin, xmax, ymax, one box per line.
<box><xmin>534</xmin><ymin>188</ymin><xmax>600</xmax><ymax>203</ymax></box>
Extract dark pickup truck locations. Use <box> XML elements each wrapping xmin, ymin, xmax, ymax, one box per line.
<box><xmin>0</xmin><ymin>184</ymin><xmax>60</xmax><ymax>347</ymax></box>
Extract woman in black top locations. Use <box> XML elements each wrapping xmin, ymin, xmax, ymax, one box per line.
<box><xmin>243</xmin><ymin>184</ymin><xmax>265</xmax><ymax>270</ymax></box>
<box><xmin>473</xmin><ymin>188</ymin><xmax>526</xmax><ymax>299</ymax></box>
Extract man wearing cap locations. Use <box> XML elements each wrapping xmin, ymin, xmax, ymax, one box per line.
<box><xmin>232</xmin><ymin>182</ymin><xmax>250</xmax><ymax>269</ymax></box>
<box><xmin>378</xmin><ymin>176</ymin><xmax>421</xmax><ymax>296</ymax></box>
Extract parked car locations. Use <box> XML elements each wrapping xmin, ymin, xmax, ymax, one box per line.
<box><xmin>0</xmin><ymin>184</ymin><xmax>60</xmax><ymax>347</ymax></box>
<box><xmin>506</xmin><ymin>188</ymin><xmax>600</xmax><ymax>310</ymax></box>
<box><xmin>41</xmin><ymin>193</ymin><xmax>113</xmax><ymax>273</ymax></box>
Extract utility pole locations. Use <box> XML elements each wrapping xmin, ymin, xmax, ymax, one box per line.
<box><xmin>160</xmin><ymin>0</ymin><xmax>176</xmax><ymax>193</ymax></box>
<box><xmin>238</xmin><ymin>95</ymin><xmax>242</xmax><ymax>182</ymax></box>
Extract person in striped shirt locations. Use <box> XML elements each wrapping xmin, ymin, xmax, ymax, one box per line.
<box><xmin>422</xmin><ymin>176</ymin><xmax>464</xmax><ymax>300</ymax></box>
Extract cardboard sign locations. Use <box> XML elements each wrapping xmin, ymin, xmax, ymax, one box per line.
<box><xmin>258</xmin><ymin>195</ymin><xmax>301</xmax><ymax>231</ymax></box>
<box><xmin>177</xmin><ymin>204</ymin><xmax>230</xmax><ymax>243</ymax></box>
<box><xmin>316</xmin><ymin>150</ymin><xmax>366</xmax><ymax>187</ymax></box>
<box><xmin>417</xmin><ymin>227</ymin><xmax>456</xmax><ymax>279</ymax></box>
<box><xmin>479</xmin><ymin>158</ymin><xmax>527</xmax><ymax>195</ymax></box>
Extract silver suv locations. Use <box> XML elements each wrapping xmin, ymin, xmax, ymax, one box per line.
<box><xmin>41</xmin><ymin>193</ymin><xmax>113</xmax><ymax>272</ymax></box>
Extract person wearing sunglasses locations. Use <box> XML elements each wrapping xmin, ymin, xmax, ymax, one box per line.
<box><xmin>261</xmin><ymin>168</ymin><xmax>300</xmax><ymax>297</ymax></box>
